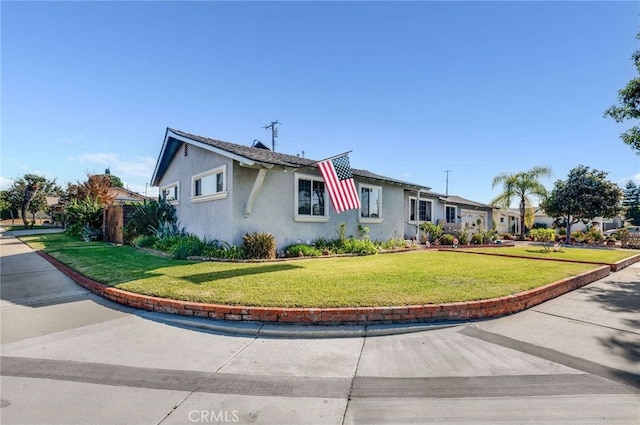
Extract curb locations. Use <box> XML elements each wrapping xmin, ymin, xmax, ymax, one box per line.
<box><xmin>139</xmin><ymin>311</ymin><xmax>466</xmax><ymax>338</ymax></box>
<box><xmin>36</xmin><ymin>250</ymin><xmax>611</xmax><ymax>326</ymax></box>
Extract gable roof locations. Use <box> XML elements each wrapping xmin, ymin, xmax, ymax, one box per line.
<box><xmin>151</xmin><ymin>127</ymin><xmax>428</xmax><ymax>190</ymax></box>
<box><xmin>438</xmin><ymin>195</ymin><xmax>492</xmax><ymax>209</ymax></box>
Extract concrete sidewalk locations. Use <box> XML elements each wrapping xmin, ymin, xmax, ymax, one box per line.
<box><xmin>1</xmin><ymin>230</ymin><xmax>638</xmax><ymax>424</ymax></box>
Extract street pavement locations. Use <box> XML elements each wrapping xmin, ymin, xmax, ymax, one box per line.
<box><xmin>1</xmin><ymin>229</ymin><xmax>638</xmax><ymax>424</ymax></box>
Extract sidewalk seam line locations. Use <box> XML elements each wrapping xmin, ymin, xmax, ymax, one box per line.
<box><xmin>341</xmin><ymin>335</ymin><xmax>366</xmax><ymax>425</ymax></box>
<box><xmin>530</xmin><ymin>309</ymin><xmax>640</xmax><ymax>335</ymax></box>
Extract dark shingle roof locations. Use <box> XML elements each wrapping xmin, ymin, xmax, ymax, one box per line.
<box><xmin>154</xmin><ymin>128</ymin><xmax>427</xmax><ymax>189</ymax></box>
<box><xmin>439</xmin><ymin>195</ymin><xmax>492</xmax><ymax>209</ymax></box>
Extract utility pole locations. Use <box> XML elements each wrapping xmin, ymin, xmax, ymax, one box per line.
<box><xmin>445</xmin><ymin>170</ymin><xmax>451</xmax><ymax>196</ymax></box>
<box><xmin>263</xmin><ymin>120</ymin><xmax>281</xmax><ymax>151</ymax></box>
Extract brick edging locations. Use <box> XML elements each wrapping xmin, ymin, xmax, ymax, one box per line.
<box><xmin>37</xmin><ymin>250</ymin><xmax>611</xmax><ymax>325</ymax></box>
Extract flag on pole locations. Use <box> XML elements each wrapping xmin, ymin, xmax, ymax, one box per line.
<box><xmin>317</xmin><ymin>153</ymin><xmax>361</xmax><ymax>213</ymax></box>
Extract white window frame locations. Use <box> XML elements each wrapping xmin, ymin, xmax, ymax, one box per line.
<box><xmin>445</xmin><ymin>204</ymin><xmax>457</xmax><ymax>224</ymax></box>
<box><xmin>359</xmin><ymin>183</ymin><xmax>383</xmax><ymax>224</ymax></box>
<box><xmin>408</xmin><ymin>197</ymin><xmax>433</xmax><ymax>223</ymax></box>
<box><xmin>190</xmin><ymin>165</ymin><xmax>228</xmax><ymax>203</ymax></box>
<box><xmin>160</xmin><ymin>181</ymin><xmax>180</xmax><ymax>205</ymax></box>
<box><xmin>294</xmin><ymin>173</ymin><xmax>330</xmax><ymax>222</ymax></box>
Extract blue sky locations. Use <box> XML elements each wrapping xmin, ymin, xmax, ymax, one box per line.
<box><xmin>2</xmin><ymin>1</ymin><xmax>639</xmax><ymax>205</ymax></box>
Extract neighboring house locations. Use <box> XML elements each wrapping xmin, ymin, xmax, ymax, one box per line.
<box><xmin>494</xmin><ymin>207</ymin><xmax>626</xmax><ymax>234</ymax></box>
<box><xmin>150</xmin><ymin>128</ymin><xmax>493</xmax><ymax>249</ymax></box>
<box><xmin>109</xmin><ymin>186</ymin><xmax>152</xmax><ymax>204</ymax></box>
<box><xmin>493</xmin><ymin>208</ymin><xmax>521</xmax><ymax>235</ymax></box>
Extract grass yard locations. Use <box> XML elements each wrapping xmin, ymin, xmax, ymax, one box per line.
<box><xmin>19</xmin><ymin>233</ymin><xmax>603</xmax><ymax>308</ymax></box>
<box><xmin>456</xmin><ymin>246</ymin><xmax>639</xmax><ymax>264</ymax></box>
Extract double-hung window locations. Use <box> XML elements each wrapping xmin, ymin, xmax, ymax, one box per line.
<box><xmin>295</xmin><ymin>174</ymin><xmax>328</xmax><ymax>222</ymax></box>
<box><xmin>360</xmin><ymin>184</ymin><xmax>383</xmax><ymax>223</ymax></box>
<box><xmin>191</xmin><ymin>165</ymin><xmax>227</xmax><ymax>202</ymax></box>
<box><xmin>445</xmin><ymin>205</ymin><xmax>457</xmax><ymax>224</ymax></box>
<box><xmin>409</xmin><ymin>197</ymin><xmax>432</xmax><ymax>222</ymax></box>
<box><xmin>160</xmin><ymin>182</ymin><xmax>180</xmax><ymax>204</ymax></box>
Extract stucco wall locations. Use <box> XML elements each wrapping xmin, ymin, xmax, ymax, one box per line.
<box><xmin>159</xmin><ymin>144</ymin><xmax>419</xmax><ymax>250</ymax></box>
<box><xmin>232</xmin><ymin>166</ymin><xmax>407</xmax><ymax>249</ymax></box>
<box><xmin>157</xmin><ymin>144</ymin><xmax>234</xmax><ymax>243</ymax></box>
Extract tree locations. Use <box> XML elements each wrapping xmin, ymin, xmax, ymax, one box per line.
<box><xmin>491</xmin><ymin>166</ymin><xmax>553</xmax><ymax>237</ymax></box>
<box><xmin>623</xmin><ymin>181</ymin><xmax>640</xmax><ymax>225</ymax></box>
<box><xmin>104</xmin><ymin>168</ymin><xmax>124</xmax><ymax>188</ymax></box>
<box><xmin>67</xmin><ymin>173</ymin><xmax>116</xmax><ymax>206</ymax></box>
<box><xmin>541</xmin><ymin>165</ymin><xmax>623</xmax><ymax>244</ymax></box>
<box><xmin>5</xmin><ymin>174</ymin><xmax>63</xmax><ymax>227</ymax></box>
<box><xmin>604</xmin><ymin>33</ymin><xmax>640</xmax><ymax>154</ymax></box>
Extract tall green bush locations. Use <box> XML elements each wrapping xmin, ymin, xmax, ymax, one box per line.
<box><xmin>243</xmin><ymin>232</ymin><xmax>276</xmax><ymax>259</ymax></box>
<box><xmin>64</xmin><ymin>197</ymin><xmax>104</xmax><ymax>237</ymax></box>
<box><xmin>124</xmin><ymin>198</ymin><xmax>177</xmax><ymax>242</ymax></box>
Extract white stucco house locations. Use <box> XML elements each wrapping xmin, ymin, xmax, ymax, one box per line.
<box><xmin>150</xmin><ymin>128</ymin><xmax>494</xmax><ymax>249</ymax></box>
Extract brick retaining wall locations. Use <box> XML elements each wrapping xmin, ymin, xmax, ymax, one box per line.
<box><xmin>37</xmin><ymin>250</ymin><xmax>611</xmax><ymax>325</ymax></box>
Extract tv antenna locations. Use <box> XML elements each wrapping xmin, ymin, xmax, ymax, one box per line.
<box><xmin>263</xmin><ymin>120</ymin><xmax>281</xmax><ymax>151</ymax></box>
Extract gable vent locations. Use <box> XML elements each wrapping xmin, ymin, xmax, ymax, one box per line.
<box><xmin>184</xmin><ymin>143</ymin><xmax>189</xmax><ymax>157</ymax></box>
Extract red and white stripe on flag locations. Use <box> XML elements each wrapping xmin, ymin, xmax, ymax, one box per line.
<box><xmin>317</xmin><ymin>154</ymin><xmax>361</xmax><ymax>213</ymax></box>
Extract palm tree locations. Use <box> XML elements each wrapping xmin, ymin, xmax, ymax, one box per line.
<box><xmin>491</xmin><ymin>166</ymin><xmax>552</xmax><ymax>237</ymax></box>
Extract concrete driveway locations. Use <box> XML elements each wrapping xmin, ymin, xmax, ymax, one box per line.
<box><xmin>1</xmin><ymin>230</ymin><xmax>638</xmax><ymax>424</ymax></box>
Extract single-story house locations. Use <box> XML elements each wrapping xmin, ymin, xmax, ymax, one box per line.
<box><xmin>493</xmin><ymin>207</ymin><xmax>626</xmax><ymax>234</ymax></box>
<box><xmin>109</xmin><ymin>186</ymin><xmax>152</xmax><ymax>204</ymax></box>
<box><xmin>150</xmin><ymin>128</ymin><xmax>494</xmax><ymax>249</ymax></box>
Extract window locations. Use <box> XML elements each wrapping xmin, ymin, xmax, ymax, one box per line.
<box><xmin>409</xmin><ymin>198</ymin><xmax>432</xmax><ymax>222</ymax></box>
<box><xmin>359</xmin><ymin>184</ymin><xmax>383</xmax><ymax>223</ymax></box>
<box><xmin>295</xmin><ymin>174</ymin><xmax>328</xmax><ymax>222</ymax></box>
<box><xmin>445</xmin><ymin>205</ymin><xmax>456</xmax><ymax>224</ymax></box>
<box><xmin>191</xmin><ymin>165</ymin><xmax>227</xmax><ymax>202</ymax></box>
<box><xmin>160</xmin><ymin>182</ymin><xmax>179</xmax><ymax>204</ymax></box>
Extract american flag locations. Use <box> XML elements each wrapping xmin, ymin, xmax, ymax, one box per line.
<box><xmin>317</xmin><ymin>154</ymin><xmax>361</xmax><ymax>213</ymax></box>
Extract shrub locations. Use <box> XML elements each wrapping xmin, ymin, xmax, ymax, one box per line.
<box><xmin>532</xmin><ymin>223</ymin><xmax>548</xmax><ymax>229</ymax></box>
<box><xmin>340</xmin><ymin>238</ymin><xmax>378</xmax><ymax>255</ymax></box>
<box><xmin>456</xmin><ymin>228</ymin><xmax>470</xmax><ymax>245</ymax></box>
<box><xmin>124</xmin><ymin>198</ymin><xmax>177</xmax><ymax>242</ymax></box>
<box><xmin>152</xmin><ymin>220</ymin><xmax>186</xmax><ymax>239</ymax></box>
<box><xmin>285</xmin><ymin>244</ymin><xmax>322</xmax><ymax>257</ymax></box>
<box><xmin>379</xmin><ymin>237</ymin><xmax>405</xmax><ymax>250</ymax></box>
<box><xmin>470</xmin><ymin>233</ymin><xmax>484</xmax><ymax>244</ymax></box>
<box><xmin>65</xmin><ymin>197</ymin><xmax>104</xmax><ymax>238</ymax></box>
<box><xmin>243</xmin><ymin>232</ymin><xmax>276</xmax><ymax>259</ymax></box>
<box><xmin>501</xmin><ymin>233</ymin><xmax>513</xmax><ymax>241</ymax></box>
<box><xmin>203</xmin><ymin>240</ymin><xmax>246</xmax><ymax>259</ymax></box>
<box><xmin>132</xmin><ymin>235</ymin><xmax>158</xmax><ymax>248</ymax></box>
<box><xmin>420</xmin><ymin>222</ymin><xmax>444</xmax><ymax>243</ymax></box>
<box><xmin>169</xmin><ymin>235</ymin><xmax>204</xmax><ymax>260</ymax></box>
<box><xmin>439</xmin><ymin>234</ymin><xmax>455</xmax><ymax>245</ymax></box>
<box><xmin>530</xmin><ymin>228</ymin><xmax>557</xmax><ymax>251</ymax></box>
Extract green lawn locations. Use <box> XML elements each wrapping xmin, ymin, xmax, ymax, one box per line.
<box><xmin>456</xmin><ymin>246</ymin><xmax>639</xmax><ymax>264</ymax></box>
<box><xmin>21</xmin><ymin>233</ymin><xmax>600</xmax><ymax>308</ymax></box>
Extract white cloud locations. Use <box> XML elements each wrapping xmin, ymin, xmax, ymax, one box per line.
<box><xmin>68</xmin><ymin>153</ymin><xmax>119</xmax><ymax>165</ymax></box>
<box><xmin>10</xmin><ymin>159</ymin><xmax>31</xmax><ymax>171</ymax></box>
<box><xmin>67</xmin><ymin>153</ymin><xmax>156</xmax><ymax>179</ymax></box>
<box><xmin>618</xmin><ymin>173</ymin><xmax>640</xmax><ymax>186</ymax></box>
<box><xmin>0</xmin><ymin>176</ymin><xmax>14</xmax><ymax>190</ymax></box>
<box><xmin>113</xmin><ymin>157</ymin><xmax>157</xmax><ymax>178</ymax></box>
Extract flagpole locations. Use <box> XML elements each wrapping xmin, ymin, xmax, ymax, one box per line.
<box><xmin>309</xmin><ymin>150</ymin><xmax>353</xmax><ymax>166</ymax></box>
